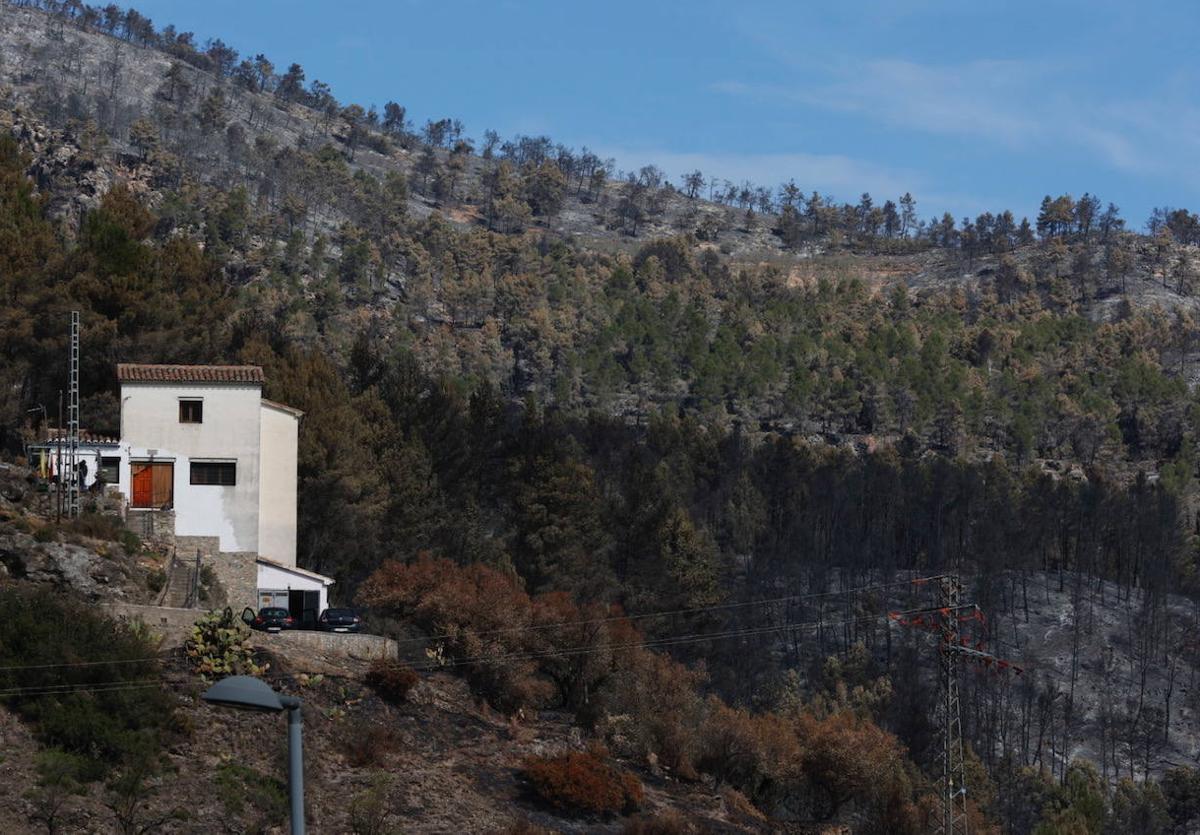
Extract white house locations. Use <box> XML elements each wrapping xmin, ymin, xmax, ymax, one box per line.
<box><xmin>27</xmin><ymin>430</ymin><xmax>123</xmax><ymax>490</ymax></box>
<box><xmin>116</xmin><ymin>364</ymin><xmax>333</xmax><ymax>618</ymax></box>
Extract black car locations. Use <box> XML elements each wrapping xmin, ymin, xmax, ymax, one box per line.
<box><xmin>242</xmin><ymin>606</ymin><xmax>296</xmax><ymax>633</ymax></box>
<box><xmin>317</xmin><ymin>607</ymin><xmax>362</xmax><ymax>633</ymax></box>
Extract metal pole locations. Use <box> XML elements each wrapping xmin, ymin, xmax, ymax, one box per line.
<box><xmin>938</xmin><ymin>576</ymin><xmax>969</xmax><ymax>835</ymax></box>
<box><xmin>281</xmin><ymin>697</ymin><xmax>305</xmax><ymax>835</ymax></box>
<box><xmin>56</xmin><ymin>390</ymin><xmax>63</xmax><ymax>523</ymax></box>
<box><xmin>67</xmin><ymin>311</ymin><xmax>80</xmax><ymax>518</ymax></box>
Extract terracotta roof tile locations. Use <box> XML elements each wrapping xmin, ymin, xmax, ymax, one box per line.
<box><xmin>117</xmin><ymin>364</ymin><xmax>265</xmax><ymax>384</ymax></box>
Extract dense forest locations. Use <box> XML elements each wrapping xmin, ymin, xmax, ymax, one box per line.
<box><xmin>4</xmin><ymin>1</ymin><xmax>1200</xmax><ymax>832</ymax></box>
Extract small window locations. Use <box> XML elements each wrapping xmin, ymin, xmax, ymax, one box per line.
<box><xmin>190</xmin><ymin>461</ymin><xmax>236</xmax><ymax>486</ymax></box>
<box><xmin>179</xmin><ymin>399</ymin><xmax>203</xmax><ymax>424</ymax></box>
<box><xmin>99</xmin><ymin>456</ymin><xmax>121</xmax><ymax>484</ymax></box>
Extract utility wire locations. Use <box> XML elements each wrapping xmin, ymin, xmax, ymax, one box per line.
<box><xmin>407</xmin><ymin>603</ymin><xmax>964</xmax><ymax>673</ymax></box>
<box><xmin>1</xmin><ymin>604</ymin><xmax>942</xmax><ymax>692</ymax></box>
<box><xmin>391</xmin><ymin>573</ymin><xmax>944</xmax><ymax>647</ymax></box>
<box><xmin>0</xmin><ymin>679</ymin><xmax>166</xmax><ymax>698</ymax></box>
<box><xmin>0</xmin><ymin>654</ymin><xmax>171</xmax><ymax>673</ymax></box>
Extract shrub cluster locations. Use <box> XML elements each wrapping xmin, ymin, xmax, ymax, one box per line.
<box><xmin>0</xmin><ymin>587</ymin><xmax>178</xmax><ymax>780</ymax></box>
<box><xmin>343</xmin><ymin>720</ymin><xmax>401</xmax><ymax>768</ymax></box>
<box><xmin>214</xmin><ymin>762</ymin><xmax>288</xmax><ymax>831</ymax></box>
<box><xmin>359</xmin><ymin>555</ymin><xmax>627</xmax><ymax>711</ymax></box>
<box><xmin>522</xmin><ymin>749</ymin><xmax>644</xmax><ymax>817</ymax></box>
<box><xmin>364</xmin><ymin>658</ymin><xmax>419</xmax><ymax>703</ymax></box>
<box><xmin>185</xmin><ymin>608</ymin><xmax>265</xmax><ymax>679</ymax></box>
<box><xmin>622</xmin><ymin>810</ymin><xmax>696</xmax><ymax>834</ymax></box>
<box><xmin>361</xmin><ymin>556</ymin><xmax>933</xmax><ymax>830</ymax></box>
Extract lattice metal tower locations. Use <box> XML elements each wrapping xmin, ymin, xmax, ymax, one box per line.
<box><xmin>66</xmin><ymin>311</ymin><xmax>80</xmax><ymax>518</ymax></box>
<box><xmin>937</xmin><ymin>575</ymin><xmax>970</xmax><ymax>835</ymax></box>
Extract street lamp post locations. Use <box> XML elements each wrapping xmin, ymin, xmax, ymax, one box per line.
<box><xmin>202</xmin><ymin>676</ymin><xmax>305</xmax><ymax>835</ymax></box>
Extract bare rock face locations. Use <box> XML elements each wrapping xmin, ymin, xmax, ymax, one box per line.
<box><xmin>0</xmin><ymin>532</ymin><xmax>122</xmax><ymax>599</ymax></box>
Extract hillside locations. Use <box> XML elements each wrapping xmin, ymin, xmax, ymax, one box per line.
<box><xmin>0</xmin><ymin>656</ymin><xmax>764</xmax><ymax>834</ymax></box>
<box><xmin>4</xmin><ymin>2</ymin><xmax>1200</xmax><ymax>834</ymax></box>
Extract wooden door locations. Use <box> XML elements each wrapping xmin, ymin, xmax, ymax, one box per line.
<box><xmin>131</xmin><ymin>463</ymin><xmax>173</xmax><ymax>508</ymax></box>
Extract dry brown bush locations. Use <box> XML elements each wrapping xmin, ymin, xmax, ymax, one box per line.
<box><xmin>697</xmin><ymin>699</ymin><xmax>803</xmax><ymax>804</ymax></box>
<box><xmin>621</xmin><ymin>809</ymin><xmax>697</xmax><ymax>834</ymax></box>
<box><xmin>491</xmin><ymin>820</ymin><xmax>558</xmax><ymax>835</ymax></box>
<box><xmin>796</xmin><ymin>710</ymin><xmax>921</xmax><ymax>832</ymax></box>
<box><xmin>364</xmin><ymin>658</ymin><xmax>419</xmax><ymax>703</ymax></box>
<box><xmin>522</xmin><ymin>749</ymin><xmax>644</xmax><ymax>817</ymax></box>
<box><xmin>343</xmin><ymin>720</ymin><xmax>400</xmax><ymax>768</ymax></box>
<box><xmin>360</xmin><ymin>555</ymin><xmax>644</xmax><ymax>713</ymax></box>
<box><xmin>720</xmin><ymin>786</ymin><xmax>767</xmax><ymax>823</ymax></box>
<box><xmin>595</xmin><ymin>648</ymin><xmax>706</xmax><ymax>779</ymax></box>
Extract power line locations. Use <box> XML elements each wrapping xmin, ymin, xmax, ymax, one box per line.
<box><xmin>0</xmin><ymin>655</ymin><xmax>170</xmax><ymax>673</ymax></box>
<box><xmin>407</xmin><ymin>603</ymin><xmax>965</xmax><ymax>673</ymax></box>
<box><xmin>0</xmin><ymin>679</ymin><xmax>165</xmax><ymax>699</ymax></box>
<box><xmin>391</xmin><ymin>574</ymin><xmax>944</xmax><ymax>647</ymax></box>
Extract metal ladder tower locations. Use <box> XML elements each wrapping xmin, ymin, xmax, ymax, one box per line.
<box><xmin>937</xmin><ymin>575</ymin><xmax>969</xmax><ymax>835</ymax></box>
<box><xmin>892</xmin><ymin>574</ymin><xmax>1022</xmax><ymax>835</ymax></box>
<box><xmin>66</xmin><ymin>311</ymin><xmax>80</xmax><ymax>519</ymax></box>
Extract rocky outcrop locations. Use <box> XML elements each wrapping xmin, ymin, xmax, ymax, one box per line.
<box><xmin>0</xmin><ymin>532</ymin><xmax>127</xmax><ymax>599</ymax></box>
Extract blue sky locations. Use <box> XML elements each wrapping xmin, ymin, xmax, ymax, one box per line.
<box><xmin>120</xmin><ymin>1</ymin><xmax>1200</xmax><ymax>224</ymax></box>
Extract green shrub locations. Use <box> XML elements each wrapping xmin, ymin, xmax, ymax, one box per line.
<box><xmin>522</xmin><ymin>749</ymin><xmax>644</xmax><ymax>817</ymax></box>
<box><xmin>62</xmin><ymin>512</ymin><xmax>123</xmax><ymax>541</ymax></box>
<box><xmin>119</xmin><ymin>529</ymin><xmax>141</xmax><ymax>555</ymax></box>
<box><xmin>146</xmin><ymin>569</ymin><xmax>166</xmax><ymax>594</ymax></box>
<box><xmin>25</xmin><ymin>748</ymin><xmax>88</xmax><ymax>833</ymax></box>
<box><xmin>364</xmin><ymin>659</ymin><xmax>418</xmax><ymax>703</ymax></box>
<box><xmin>0</xmin><ymin>587</ymin><xmax>178</xmax><ymax>780</ymax></box>
<box><xmin>33</xmin><ymin>525</ymin><xmax>57</xmax><ymax>542</ymax></box>
<box><xmin>214</xmin><ymin>762</ymin><xmax>287</xmax><ymax>832</ymax></box>
<box><xmin>199</xmin><ymin>564</ymin><xmax>217</xmax><ymax>587</ymax></box>
<box><xmin>348</xmin><ymin>772</ymin><xmax>399</xmax><ymax>835</ymax></box>
<box><xmin>185</xmin><ymin>608</ymin><xmax>266</xmax><ymax>680</ymax></box>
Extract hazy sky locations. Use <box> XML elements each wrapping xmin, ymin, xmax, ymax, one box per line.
<box><xmin>120</xmin><ymin>1</ymin><xmax>1200</xmax><ymax>225</ymax></box>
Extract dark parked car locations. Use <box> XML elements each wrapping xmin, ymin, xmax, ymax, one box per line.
<box><xmin>318</xmin><ymin>607</ymin><xmax>362</xmax><ymax>633</ymax></box>
<box><xmin>241</xmin><ymin>606</ymin><xmax>296</xmax><ymax>633</ymax></box>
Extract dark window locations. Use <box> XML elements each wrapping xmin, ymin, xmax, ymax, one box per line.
<box><xmin>190</xmin><ymin>461</ymin><xmax>236</xmax><ymax>486</ymax></box>
<box><xmin>99</xmin><ymin>456</ymin><xmax>120</xmax><ymax>483</ymax></box>
<box><xmin>179</xmin><ymin>399</ymin><xmax>203</xmax><ymax>423</ymax></box>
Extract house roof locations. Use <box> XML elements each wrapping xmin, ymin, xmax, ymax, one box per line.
<box><xmin>255</xmin><ymin>557</ymin><xmax>336</xmax><ymax>585</ymax></box>
<box><xmin>261</xmin><ymin>398</ymin><xmax>305</xmax><ymax>418</ymax></box>
<box><xmin>117</xmin><ymin>364</ymin><xmax>265</xmax><ymax>384</ymax></box>
<box><xmin>39</xmin><ymin>429</ymin><xmax>122</xmax><ymax>445</ymax></box>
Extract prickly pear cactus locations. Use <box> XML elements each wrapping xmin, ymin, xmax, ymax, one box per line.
<box><xmin>185</xmin><ymin>607</ymin><xmax>268</xmax><ymax>680</ymax></box>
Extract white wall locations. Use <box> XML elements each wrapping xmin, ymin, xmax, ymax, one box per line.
<box><xmin>119</xmin><ymin>382</ymin><xmax>262</xmax><ymax>553</ymax></box>
<box><xmin>256</xmin><ymin>562</ymin><xmax>330</xmax><ymax>612</ymax></box>
<box><xmin>258</xmin><ymin>403</ymin><xmax>299</xmax><ymax>566</ymax></box>
<box><xmin>32</xmin><ymin>445</ymin><xmax>125</xmax><ymax>489</ymax></box>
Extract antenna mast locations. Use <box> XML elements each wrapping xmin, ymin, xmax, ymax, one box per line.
<box><xmin>937</xmin><ymin>576</ymin><xmax>970</xmax><ymax>835</ymax></box>
<box><xmin>889</xmin><ymin>575</ymin><xmax>1023</xmax><ymax>835</ymax></box>
<box><xmin>66</xmin><ymin>311</ymin><xmax>80</xmax><ymax>519</ymax></box>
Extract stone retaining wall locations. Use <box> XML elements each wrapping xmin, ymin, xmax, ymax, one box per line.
<box><xmin>106</xmin><ymin>603</ymin><xmax>398</xmax><ymax>675</ymax></box>
<box><xmin>251</xmin><ymin>629</ymin><xmax>397</xmax><ymax>664</ymax></box>
<box><xmin>201</xmin><ymin>550</ymin><xmax>257</xmax><ymax>611</ymax></box>
<box><xmin>107</xmin><ymin>603</ymin><xmax>199</xmax><ymax>646</ymax></box>
<box><xmin>126</xmin><ymin>509</ymin><xmax>175</xmax><ymax>545</ymax></box>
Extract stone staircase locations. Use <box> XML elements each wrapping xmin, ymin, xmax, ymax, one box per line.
<box><xmin>160</xmin><ymin>557</ymin><xmax>198</xmax><ymax>608</ymax></box>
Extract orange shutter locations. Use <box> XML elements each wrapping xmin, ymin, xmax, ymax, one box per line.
<box><xmin>132</xmin><ymin>464</ymin><xmax>153</xmax><ymax>507</ymax></box>
<box><xmin>151</xmin><ymin>464</ymin><xmax>173</xmax><ymax>507</ymax></box>
<box><xmin>131</xmin><ymin>463</ymin><xmax>173</xmax><ymax>508</ymax></box>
